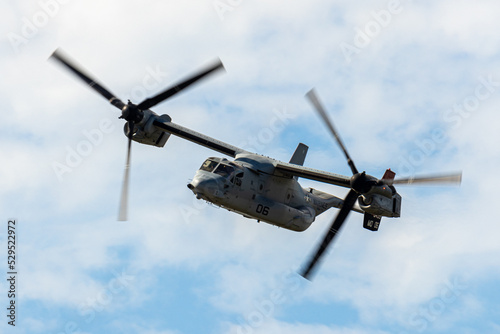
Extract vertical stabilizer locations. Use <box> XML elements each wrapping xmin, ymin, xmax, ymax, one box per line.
<box><xmin>289</xmin><ymin>143</ymin><xmax>308</xmax><ymax>181</ymax></box>
<box><xmin>289</xmin><ymin>143</ymin><xmax>308</xmax><ymax>166</ymax></box>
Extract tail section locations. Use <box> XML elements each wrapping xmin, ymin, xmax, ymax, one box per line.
<box><xmin>305</xmin><ymin>187</ymin><xmax>364</xmax><ymax>216</ymax></box>
<box><xmin>289</xmin><ymin>143</ymin><xmax>308</xmax><ymax>181</ymax></box>
<box><xmin>289</xmin><ymin>143</ymin><xmax>308</xmax><ymax>166</ymax></box>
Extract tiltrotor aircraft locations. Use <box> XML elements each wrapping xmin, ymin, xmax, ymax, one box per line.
<box><xmin>50</xmin><ymin>49</ymin><xmax>462</xmax><ymax>280</ymax></box>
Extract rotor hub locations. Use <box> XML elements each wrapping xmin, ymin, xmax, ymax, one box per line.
<box><xmin>350</xmin><ymin>172</ymin><xmax>377</xmax><ymax>194</ymax></box>
<box><xmin>120</xmin><ymin>101</ymin><xmax>144</xmax><ymax>124</ymax></box>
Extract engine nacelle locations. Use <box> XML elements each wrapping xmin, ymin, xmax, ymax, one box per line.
<box><xmin>359</xmin><ymin>186</ymin><xmax>401</xmax><ymax>218</ymax></box>
<box><xmin>124</xmin><ymin>110</ymin><xmax>172</xmax><ymax>147</ymax></box>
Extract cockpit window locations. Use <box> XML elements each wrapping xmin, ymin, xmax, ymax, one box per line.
<box><xmin>200</xmin><ymin>159</ymin><xmax>219</xmax><ymax>172</ymax></box>
<box><xmin>213</xmin><ymin>164</ymin><xmax>235</xmax><ymax>178</ymax></box>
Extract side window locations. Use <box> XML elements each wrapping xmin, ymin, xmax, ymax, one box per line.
<box><xmin>234</xmin><ymin>172</ymin><xmax>244</xmax><ymax>186</ymax></box>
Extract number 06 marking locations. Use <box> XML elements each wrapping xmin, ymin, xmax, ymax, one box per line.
<box><xmin>256</xmin><ymin>204</ymin><xmax>269</xmax><ymax>215</ymax></box>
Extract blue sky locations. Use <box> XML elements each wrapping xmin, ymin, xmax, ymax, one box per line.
<box><xmin>1</xmin><ymin>0</ymin><xmax>500</xmax><ymax>333</ymax></box>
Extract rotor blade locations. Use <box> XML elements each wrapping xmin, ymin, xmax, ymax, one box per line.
<box><xmin>137</xmin><ymin>59</ymin><xmax>225</xmax><ymax>110</ymax></box>
<box><xmin>392</xmin><ymin>172</ymin><xmax>462</xmax><ymax>185</ymax></box>
<box><xmin>50</xmin><ymin>48</ymin><xmax>125</xmax><ymax>110</ymax></box>
<box><xmin>300</xmin><ymin>189</ymin><xmax>359</xmax><ymax>280</ymax></box>
<box><xmin>305</xmin><ymin>89</ymin><xmax>358</xmax><ymax>175</ymax></box>
<box><xmin>118</xmin><ymin>123</ymin><xmax>133</xmax><ymax>221</ymax></box>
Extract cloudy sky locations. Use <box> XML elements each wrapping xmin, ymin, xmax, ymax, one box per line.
<box><xmin>1</xmin><ymin>0</ymin><xmax>500</xmax><ymax>333</ymax></box>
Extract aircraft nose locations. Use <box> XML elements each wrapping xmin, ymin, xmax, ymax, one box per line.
<box><xmin>187</xmin><ymin>177</ymin><xmax>220</xmax><ymax>198</ymax></box>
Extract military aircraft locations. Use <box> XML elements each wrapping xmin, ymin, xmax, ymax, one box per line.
<box><xmin>50</xmin><ymin>49</ymin><xmax>462</xmax><ymax>280</ymax></box>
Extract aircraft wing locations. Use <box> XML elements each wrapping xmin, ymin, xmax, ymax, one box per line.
<box><xmin>153</xmin><ymin>119</ymin><xmax>247</xmax><ymax>157</ymax></box>
<box><xmin>274</xmin><ymin>162</ymin><xmax>351</xmax><ymax>188</ymax></box>
<box><xmin>154</xmin><ymin>118</ymin><xmax>351</xmax><ymax>189</ymax></box>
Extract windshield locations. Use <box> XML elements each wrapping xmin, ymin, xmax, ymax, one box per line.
<box><xmin>213</xmin><ymin>164</ymin><xmax>235</xmax><ymax>178</ymax></box>
<box><xmin>199</xmin><ymin>159</ymin><xmax>219</xmax><ymax>172</ymax></box>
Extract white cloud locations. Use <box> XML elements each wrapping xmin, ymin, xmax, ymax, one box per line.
<box><xmin>2</xmin><ymin>0</ymin><xmax>500</xmax><ymax>333</ymax></box>
<box><xmin>223</xmin><ymin>318</ymin><xmax>391</xmax><ymax>334</ymax></box>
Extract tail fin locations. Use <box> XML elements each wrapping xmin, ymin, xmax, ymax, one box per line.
<box><xmin>290</xmin><ymin>143</ymin><xmax>309</xmax><ymax>180</ymax></box>
<box><xmin>289</xmin><ymin>143</ymin><xmax>308</xmax><ymax>181</ymax></box>
<box><xmin>289</xmin><ymin>143</ymin><xmax>308</xmax><ymax>166</ymax></box>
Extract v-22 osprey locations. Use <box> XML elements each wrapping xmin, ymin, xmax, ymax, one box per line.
<box><xmin>51</xmin><ymin>49</ymin><xmax>462</xmax><ymax>279</ymax></box>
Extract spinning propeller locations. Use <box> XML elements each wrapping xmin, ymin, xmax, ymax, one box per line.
<box><xmin>50</xmin><ymin>49</ymin><xmax>224</xmax><ymax>221</ymax></box>
<box><xmin>300</xmin><ymin>89</ymin><xmax>462</xmax><ymax>280</ymax></box>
